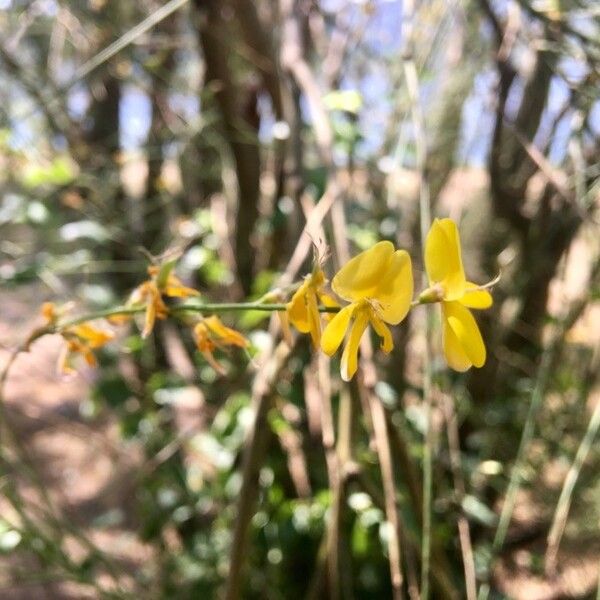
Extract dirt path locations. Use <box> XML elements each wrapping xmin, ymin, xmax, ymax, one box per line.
<box><xmin>0</xmin><ymin>285</ymin><xmax>150</xmax><ymax>599</ymax></box>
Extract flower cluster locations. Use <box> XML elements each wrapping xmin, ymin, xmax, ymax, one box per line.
<box><xmin>36</xmin><ymin>217</ymin><xmax>494</xmax><ymax>381</ymax></box>
<box><xmin>41</xmin><ymin>302</ymin><xmax>114</xmax><ymax>374</ymax></box>
<box><xmin>40</xmin><ymin>264</ymin><xmax>248</xmax><ymax>375</ymax></box>
<box><xmin>419</xmin><ymin>218</ymin><xmax>492</xmax><ymax>371</ymax></box>
<box><xmin>126</xmin><ymin>263</ymin><xmax>200</xmax><ymax>338</ymax></box>
<box><xmin>285</xmin><ymin>218</ymin><xmax>494</xmax><ymax>380</ymax></box>
<box><xmin>192</xmin><ymin>315</ymin><xmax>249</xmax><ymax>375</ymax></box>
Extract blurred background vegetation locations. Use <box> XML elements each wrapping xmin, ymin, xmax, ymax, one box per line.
<box><xmin>0</xmin><ymin>0</ymin><xmax>599</xmax><ymax>598</ymax></box>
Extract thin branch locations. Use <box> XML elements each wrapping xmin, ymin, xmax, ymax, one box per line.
<box><xmin>280</xmin><ymin>0</ymin><xmax>333</xmax><ymax>167</ymax></box>
<box><xmin>545</xmin><ymin>354</ymin><xmax>600</xmax><ymax>574</ymax></box>
<box><xmin>441</xmin><ymin>394</ymin><xmax>477</xmax><ymax>600</ymax></box>
<box><xmin>224</xmin><ymin>340</ymin><xmax>293</xmax><ymax>600</ymax></box>
<box><xmin>400</xmin><ymin>0</ymin><xmax>433</xmax><ymax>596</ymax></box>
<box><xmin>13</xmin><ymin>0</ymin><xmax>192</xmax><ymax>125</ymax></box>
<box><xmin>360</xmin><ymin>349</ymin><xmax>405</xmax><ymax>600</ymax></box>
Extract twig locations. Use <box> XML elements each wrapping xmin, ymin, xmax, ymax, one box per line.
<box><xmin>224</xmin><ymin>340</ymin><xmax>293</xmax><ymax>600</ymax></box>
<box><xmin>327</xmin><ymin>386</ymin><xmax>354</xmax><ymax>600</ymax></box>
<box><xmin>441</xmin><ymin>394</ymin><xmax>477</xmax><ymax>600</ymax></box>
<box><xmin>14</xmin><ymin>0</ymin><xmax>192</xmax><ymax>126</ymax></box>
<box><xmin>401</xmin><ymin>0</ymin><xmax>433</xmax><ymax>596</ymax></box>
<box><xmin>503</xmin><ymin>120</ymin><xmax>571</xmax><ymax>203</ymax></box>
<box><xmin>280</xmin><ymin>0</ymin><xmax>333</xmax><ymax>167</ymax></box>
<box><xmin>360</xmin><ymin>349</ymin><xmax>405</xmax><ymax>600</ymax></box>
<box><xmin>545</xmin><ymin>357</ymin><xmax>600</xmax><ymax>573</ymax></box>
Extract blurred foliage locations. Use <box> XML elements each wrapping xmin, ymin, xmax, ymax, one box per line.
<box><xmin>0</xmin><ymin>0</ymin><xmax>599</xmax><ymax>599</ymax></box>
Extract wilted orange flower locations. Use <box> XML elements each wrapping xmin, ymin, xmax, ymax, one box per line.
<box><xmin>41</xmin><ymin>303</ymin><xmax>114</xmax><ymax>374</ymax></box>
<box><xmin>128</xmin><ymin>264</ymin><xmax>200</xmax><ymax>338</ymax></box>
<box><xmin>192</xmin><ymin>315</ymin><xmax>249</xmax><ymax>374</ymax></box>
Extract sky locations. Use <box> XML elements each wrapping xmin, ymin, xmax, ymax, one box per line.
<box><xmin>3</xmin><ymin>0</ymin><xmax>598</xmax><ymax>172</ymax></box>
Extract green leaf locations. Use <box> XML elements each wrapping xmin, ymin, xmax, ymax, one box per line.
<box><xmin>21</xmin><ymin>156</ymin><xmax>76</xmax><ymax>188</ymax></box>
<box><xmin>156</xmin><ymin>258</ymin><xmax>178</xmax><ymax>289</ymax></box>
<box><xmin>323</xmin><ymin>90</ymin><xmax>363</xmax><ymax>114</ymax></box>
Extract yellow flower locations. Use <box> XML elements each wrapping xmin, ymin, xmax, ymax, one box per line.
<box><xmin>41</xmin><ymin>301</ymin><xmax>58</xmax><ymax>324</ymax></box>
<box><xmin>421</xmin><ymin>218</ymin><xmax>493</xmax><ymax>371</ymax></box>
<box><xmin>192</xmin><ymin>315</ymin><xmax>249</xmax><ymax>374</ymax></box>
<box><xmin>41</xmin><ymin>303</ymin><xmax>114</xmax><ymax>373</ymax></box>
<box><xmin>321</xmin><ymin>241</ymin><xmax>413</xmax><ymax>381</ymax></box>
<box><xmin>59</xmin><ymin>323</ymin><xmax>114</xmax><ymax>373</ymax></box>
<box><xmin>286</xmin><ymin>268</ymin><xmax>338</xmax><ymax>346</ymax></box>
<box><xmin>128</xmin><ymin>265</ymin><xmax>200</xmax><ymax>338</ymax></box>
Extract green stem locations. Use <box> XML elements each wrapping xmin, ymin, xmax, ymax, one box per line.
<box><xmin>52</xmin><ymin>299</ymin><xmax>426</xmax><ymax>331</ymax></box>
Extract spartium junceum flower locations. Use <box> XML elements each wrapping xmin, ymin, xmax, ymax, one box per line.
<box><xmin>321</xmin><ymin>241</ymin><xmax>413</xmax><ymax>381</ymax></box>
<box><xmin>127</xmin><ymin>262</ymin><xmax>200</xmax><ymax>338</ymax></box>
<box><xmin>286</xmin><ymin>263</ymin><xmax>338</xmax><ymax>347</ymax></box>
<box><xmin>192</xmin><ymin>315</ymin><xmax>249</xmax><ymax>375</ymax></box>
<box><xmin>420</xmin><ymin>218</ymin><xmax>493</xmax><ymax>371</ymax></box>
<box><xmin>41</xmin><ymin>302</ymin><xmax>114</xmax><ymax>374</ymax></box>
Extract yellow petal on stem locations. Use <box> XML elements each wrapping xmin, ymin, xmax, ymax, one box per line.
<box><xmin>306</xmin><ymin>289</ymin><xmax>322</xmax><ymax>346</ymax></box>
<box><xmin>204</xmin><ymin>315</ymin><xmax>249</xmax><ymax>348</ymax></box>
<box><xmin>142</xmin><ymin>297</ymin><xmax>156</xmax><ymax>339</ymax></box>
<box><xmin>287</xmin><ymin>280</ymin><xmax>311</xmax><ymax>333</ymax></box>
<box><xmin>372</xmin><ymin>250</ymin><xmax>413</xmax><ymax>325</ymax></box>
<box><xmin>332</xmin><ymin>241</ymin><xmax>395</xmax><ymax>302</ymax></box>
<box><xmin>107</xmin><ymin>313</ymin><xmax>132</xmax><ymax>326</ymax></box>
<box><xmin>442</xmin><ymin>301</ymin><xmax>486</xmax><ymax>370</ymax></box>
<box><xmin>425</xmin><ymin>218</ymin><xmax>465</xmax><ymax>300</ymax></box>
<box><xmin>442</xmin><ymin>314</ymin><xmax>472</xmax><ymax>372</ymax></box>
<box><xmin>201</xmin><ymin>348</ymin><xmax>226</xmax><ymax>375</ymax></box>
<box><xmin>83</xmin><ymin>348</ymin><xmax>98</xmax><ymax>367</ymax></box>
<box><xmin>192</xmin><ymin>322</ymin><xmax>208</xmax><ymax>348</ymax></box>
<box><xmin>318</xmin><ymin>292</ymin><xmax>340</xmax><ymax>322</ymax></box>
<box><xmin>369</xmin><ymin>313</ymin><xmax>394</xmax><ymax>353</ymax></box>
<box><xmin>41</xmin><ymin>302</ymin><xmax>57</xmax><ymax>324</ymax></box>
<box><xmin>340</xmin><ymin>310</ymin><xmax>369</xmax><ymax>382</ymax></box>
<box><xmin>460</xmin><ymin>282</ymin><xmax>493</xmax><ymax>309</ymax></box>
<box><xmin>72</xmin><ymin>323</ymin><xmax>114</xmax><ymax>348</ymax></box>
<box><xmin>163</xmin><ymin>276</ymin><xmax>200</xmax><ymax>298</ymax></box>
<box><xmin>321</xmin><ymin>303</ymin><xmax>355</xmax><ymax>356</ymax></box>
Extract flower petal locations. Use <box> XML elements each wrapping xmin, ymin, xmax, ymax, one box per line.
<box><xmin>142</xmin><ymin>298</ymin><xmax>156</xmax><ymax>339</ymax></box>
<box><xmin>460</xmin><ymin>282</ymin><xmax>493</xmax><ymax>309</ymax></box>
<box><xmin>72</xmin><ymin>323</ymin><xmax>114</xmax><ymax>348</ymax></box>
<box><xmin>83</xmin><ymin>349</ymin><xmax>98</xmax><ymax>367</ymax></box>
<box><xmin>425</xmin><ymin>218</ymin><xmax>465</xmax><ymax>300</ymax></box>
<box><xmin>321</xmin><ymin>303</ymin><xmax>355</xmax><ymax>356</ymax></box>
<box><xmin>287</xmin><ymin>280</ymin><xmax>311</xmax><ymax>333</ymax></box>
<box><xmin>372</xmin><ymin>250</ymin><xmax>413</xmax><ymax>324</ymax></box>
<box><xmin>201</xmin><ymin>348</ymin><xmax>226</xmax><ymax>375</ymax></box>
<box><xmin>442</xmin><ymin>301</ymin><xmax>486</xmax><ymax>370</ymax></box>
<box><xmin>442</xmin><ymin>314</ymin><xmax>472</xmax><ymax>372</ymax></box>
<box><xmin>204</xmin><ymin>315</ymin><xmax>248</xmax><ymax>348</ymax></box>
<box><xmin>369</xmin><ymin>314</ymin><xmax>394</xmax><ymax>353</ymax></box>
<box><xmin>341</xmin><ymin>311</ymin><xmax>369</xmax><ymax>381</ymax></box>
<box><xmin>164</xmin><ymin>283</ymin><xmax>201</xmax><ymax>298</ymax></box>
<box><xmin>332</xmin><ymin>241</ymin><xmax>395</xmax><ymax>302</ymax></box>
<box><xmin>306</xmin><ymin>289</ymin><xmax>322</xmax><ymax>346</ymax></box>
